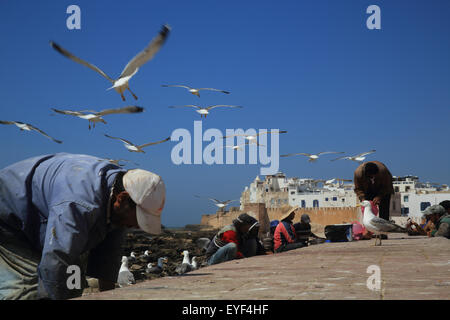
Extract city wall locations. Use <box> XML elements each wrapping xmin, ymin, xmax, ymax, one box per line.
<box><xmin>200</xmin><ymin>203</ymin><xmax>362</xmax><ymax>234</ymax></box>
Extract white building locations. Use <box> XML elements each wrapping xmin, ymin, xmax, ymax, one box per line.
<box><xmin>393</xmin><ymin>176</ymin><xmax>450</xmax><ymax>218</ymax></box>
<box><xmin>241</xmin><ymin>172</ymin><xmax>357</xmax><ymax>209</ymax></box>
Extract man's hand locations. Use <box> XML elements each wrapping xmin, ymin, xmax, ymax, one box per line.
<box><xmin>373</xmin><ymin>197</ymin><xmax>381</xmax><ymax>206</ymax></box>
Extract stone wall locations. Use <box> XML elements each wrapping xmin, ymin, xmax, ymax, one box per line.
<box><xmin>200</xmin><ymin>204</ymin><xmax>361</xmax><ymax>230</ymax></box>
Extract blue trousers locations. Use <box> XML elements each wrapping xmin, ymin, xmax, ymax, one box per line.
<box><xmin>0</xmin><ymin>221</ymin><xmax>40</xmax><ymax>300</ymax></box>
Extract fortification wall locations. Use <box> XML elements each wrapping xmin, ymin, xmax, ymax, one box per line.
<box><xmin>200</xmin><ymin>204</ymin><xmax>361</xmax><ymax>230</ymax></box>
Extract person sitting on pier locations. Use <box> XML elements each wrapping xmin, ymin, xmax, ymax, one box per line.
<box><xmin>273</xmin><ymin>207</ymin><xmax>306</xmax><ymax>253</ymax></box>
<box><xmin>205</xmin><ymin>213</ymin><xmax>255</xmax><ymax>265</ymax></box>
<box><xmin>423</xmin><ymin>204</ymin><xmax>450</xmax><ymax>239</ymax></box>
<box><xmin>293</xmin><ymin>214</ymin><xmax>324</xmax><ymax>245</ymax></box>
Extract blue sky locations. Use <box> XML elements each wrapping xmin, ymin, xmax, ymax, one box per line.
<box><xmin>0</xmin><ymin>0</ymin><xmax>449</xmax><ymax>227</ymax></box>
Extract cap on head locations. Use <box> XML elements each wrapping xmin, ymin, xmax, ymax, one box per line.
<box><xmin>123</xmin><ymin>169</ymin><xmax>166</xmax><ymax>235</ymax></box>
<box><xmin>301</xmin><ymin>214</ymin><xmax>311</xmax><ymax>224</ymax></box>
<box><xmin>236</xmin><ymin>213</ymin><xmax>257</xmax><ymax>225</ymax></box>
<box><xmin>423</xmin><ymin>204</ymin><xmax>446</xmax><ymax>217</ymax></box>
<box><xmin>270</xmin><ymin>220</ymin><xmax>280</xmax><ymax>228</ymax></box>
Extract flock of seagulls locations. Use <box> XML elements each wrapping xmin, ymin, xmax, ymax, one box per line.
<box><xmin>281</xmin><ymin>150</ymin><xmax>377</xmax><ymax>163</ymax></box>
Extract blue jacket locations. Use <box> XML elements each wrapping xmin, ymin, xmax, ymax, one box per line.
<box><xmin>0</xmin><ymin>153</ymin><xmax>127</xmax><ymax>299</ymax></box>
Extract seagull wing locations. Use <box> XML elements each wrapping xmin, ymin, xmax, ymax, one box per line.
<box><xmin>96</xmin><ymin>106</ymin><xmax>144</xmax><ymax>116</ymax></box>
<box><xmin>138</xmin><ymin>137</ymin><xmax>170</xmax><ymax>149</ymax></box>
<box><xmin>50</xmin><ymin>42</ymin><xmax>114</xmax><ymax>83</ymax></box>
<box><xmin>161</xmin><ymin>84</ymin><xmax>192</xmax><ymax>89</ymax></box>
<box><xmin>51</xmin><ymin>108</ymin><xmax>85</xmax><ymax>117</ymax></box>
<box><xmin>369</xmin><ymin>217</ymin><xmax>406</xmax><ymax>233</ymax></box>
<box><xmin>330</xmin><ymin>155</ymin><xmax>349</xmax><ymax>161</ymax></box>
<box><xmin>119</xmin><ymin>24</ymin><xmax>170</xmax><ymax>78</ymax></box>
<box><xmin>168</xmin><ymin>105</ymin><xmax>201</xmax><ymax>109</ymax></box>
<box><xmin>317</xmin><ymin>151</ymin><xmax>345</xmax><ymax>156</ymax></box>
<box><xmin>280</xmin><ymin>153</ymin><xmax>311</xmax><ymax>158</ymax></box>
<box><xmin>205</xmin><ymin>105</ymin><xmax>242</xmax><ymax>110</ymax></box>
<box><xmin>197</xmin><ymin>88</ymin><xmax>230</xmax><ymax>94</ymax></box>
<box><xmin>256</xmin><ymin>130</ymin><xmax>288</xmax><ymax>136</ymax></box>
<box><xmin>104</xmin><ymin>134</ymin><xmax>134</xmax><ymax>146</ymax></box>
<box><xmin>208</xmin><ymin>198</ymin><xmax>222</xmax><ymax>204</ymax></box>
<box><xmin>0</xmin><ymin>120</ymin><xmax>16</xmax><ymax>125</ymax></box>
<box><xmin>27</xmin><ymin>123</ymin><xmax>63</xmax><ymax>144</ymax></box>
<box><xmin>355</xmin><ymin>150</ymin><xmax>376</xmax><ymax>157</ymax></box>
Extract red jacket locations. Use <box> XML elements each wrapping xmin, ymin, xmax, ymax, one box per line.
<box><xmin>273</xmin><ymin>221</ymin><xmax>297</xmax><ymax>251</ymax></box>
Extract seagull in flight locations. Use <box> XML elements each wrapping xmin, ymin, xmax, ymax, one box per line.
<box><xmin>331</xmin><ymin>150</ymin><xmax>376</xmax><ymax>162</ymax></box>
<box><xmin>281</xmin><ymin>151</ymin><xmax>344</xmax><ymax>162</ymax></box>
<box><xmin>161</xmin><ymin>84</ymin><xmax>230</xmax><ymax>97</ymax></box>
<box><xmin>195</xmin><ymin>195</ymin><xmax>239</xmax><ymax>208</ymax></box>
<box><xmin>0</xmin><ymin>120</ymin><xmax>62</xmax><ymax>144</ymax></box>
<box><xmin>169</xmin><ymin>105</ymin><xmax>242</xmax><ymax>118</ymax></box>
<box><xmin>221</xmin><ymin>141</ymin><xmax>265</xmax><ymax>151</ymax></box>
<box><xmin>104</xmin><ymin>134</ymin><xmax>170</xmax><ymax>153</ymax></box>
<box><xmin>50</xmin><ymin>24</ymin><xmax>170</xmax><ymax>101</ymax></box>
<box><xmin>359</xmin><ymin>200</ymin><xmax>406</xmax><ymax>246</ymax></box>
<box><xmin>222</xmin><ymin>130</ymin><xmax>287</xmax><ymax>142</ymax></box>
<box><xmin>97</xmin><ymin>158</ymin><xmax>139</xmax><ymax>167</ymax></box>
<box><xmin>51</xmin><ymin>106</ymin><xmax>144</xmax><ymax>129</ymax></box>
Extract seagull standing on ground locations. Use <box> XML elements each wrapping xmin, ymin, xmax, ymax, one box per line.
<box><xmin>50</xmin><ymin>24</ymin><xmax>170</xmax><ymax>101</ymax></box>
<box><xmin>117</xmin><ymin>256</ymin><xmax>135</xmax><ymax>287</ymax></box>
<box><xmin>359</xmin><ymin>200</ymin><xmax>406</xmax><ymax>246</ymax></box>
<box><xmin>104</xmin><ymin>134</ymin><xmax>170</xmax><ymax>153</ymax></box>
<box><xmin>169</xmin><ymin>105</ymin><xmax>242</xmax><ymax>118</ymax></box>
<box><xmin>176</xmin><ymin>250</ymin><xmax>194</xmax><ymax>275</ymax></box>
<box><xmin>331</xmin><ymin>150</ymin><xmax>376</xmax><ymax>162</ymax></box>
<box><xmin>0</xmin><ymin>120</ymin><xmax>62</xmax><ymax>144</ymax></box>
<box><xmin>161</xmin><ymin>84</ymin><xmax>230</xmax><ymax>97</ymax></box>
<box><xmin>146</xmin><ymin>257</ymin><xmax>168</xmax><ymax>274</ymax></box>
<box><xmin>51</xmin><ymin>106</ymin><xmax>144</xmax><ymax>129</ymax></box>
<box><xmin>281</xmin><ymin>151</ymin><xmax>344</xmax><ymax>162</ymax></box>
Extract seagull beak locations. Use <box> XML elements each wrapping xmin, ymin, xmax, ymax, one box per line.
<box><xmin>356</xmin><ymin>204</ymin><xmax>361</xmax><ymax>207</ymax></box>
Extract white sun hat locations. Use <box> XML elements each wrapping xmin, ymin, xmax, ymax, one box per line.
<box><xmin>123</xmin><ymin>169</ymin><xmax>166</xmax><ymax>234</ymax></box>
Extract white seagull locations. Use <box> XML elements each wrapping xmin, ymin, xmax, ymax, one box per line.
<box><xmin>50</xmin><ymin>24</ymin><xmax>170</xmax><ymax>101</ymax></box>
<box><xmin>117</xmin><ymin>256</ymin><xmax>135</xmax><ymax>287</ymax></box>
<box><xmin>195</xmin><ymin>195</ymin><xmax>239</xmax><ymax>209</ymax></box>
<box><xmin>51</xmin><ymin>106</ymin><xmax>144</xmax><ymax>129</ymax></box>
<box><xmin>0</xmin><ymin>120</ymin><xmax>62</xmax><ymax>144</ymax></box>
<box><xmin>98</xmin><ymin>158</ymin><xmax>139</xmax><ymax>167</ymax></box>
<box><xmin>221</xmin><ymin>141</ymin><xmax>265</xmax><ymax>151</ymax></box>
<box><xmin>161</xmin><ymin>84</ymin><xmax>230</xmax><ymax>97</ymax></box>
<box><xmin>175</xmin><ymin>250</ymin><xmax>194</xmax><ymax>275</ymax></box>
<box><xmin>146</xmin><ymin>257</ymin><xmax>168</xmax><ymax>274</ymax></box>
<box><xmin>169</xmin><ymin>105</ymin><xmax>242</xmax><ymax>118</ymax></box>
<box><xmin>191</xmin><ymin>257</ymin><xmax>198</xmax><ymax>270</ymax></box>
<box><xmin>359</xmin><ymin>200</ymin><xmax>406</xmax><ymax>246</ymax></box>
<box><xmin>331</xmin><ymin>150</ymin><xmax>376</xmax><ymax>162</ymax></box>
<box><xmin>222</xmin><ymin>130</ymin><xmax>287</xmax><ymax>143</ymax></box>
<box><xmin>281</xmin><ymin>151</ymin><xmax>344</xmax><ymax>162</ymax></box>
<box><xmin>104</xmin><ymin>134</ymin><xmax>170</xmax><ymax>153</ymax></box>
